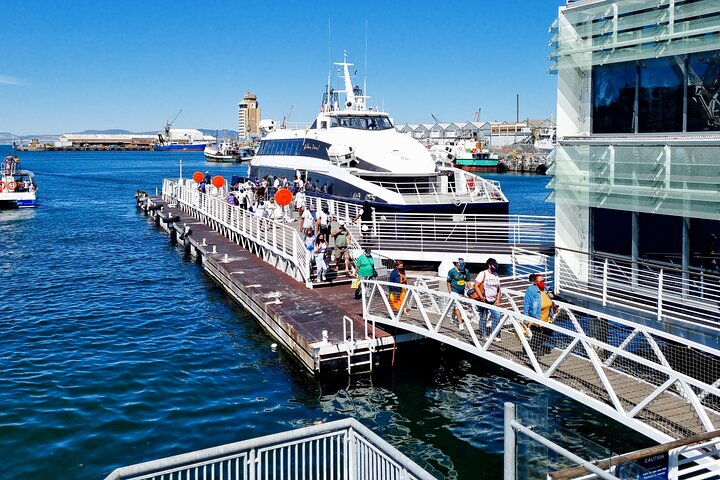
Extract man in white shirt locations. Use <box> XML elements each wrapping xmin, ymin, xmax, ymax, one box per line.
<box><xmin>300</xmin><ymin>206</ymin><xmax>314</xmax><ymax>234</ymax></box>
<box><xmin>473</xmin><ymin>258</ymin><xmax>502</xmax><ymax>341</ymax></box>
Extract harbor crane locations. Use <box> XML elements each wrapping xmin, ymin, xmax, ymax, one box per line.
<box><xmin>431</xmin><ymin>114</ymin><xmax>442</xmax><ymax>124</ymax></box>
<box><xmin>160</xmin><ymin>109</ymin><xmax>183</xmax><ymax>143</ymax></box>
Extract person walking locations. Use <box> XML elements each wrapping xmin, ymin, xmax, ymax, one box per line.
<box><xmin>331</xmin><ymin>224</ymin><xmax>352</xmax><ymax>272</ymax></box>
<box><xmin>523</xmin><ymin>273</ymin><xmax>556</xmax><ymax>355</ymax></box>
<box><xmin>388</xmin><ymin>260</ymin><xmax>408</xmax><ymax>313</ymax></box>
<box><xmin>353</xmin><ymin>246</ymin><xmax>376</xmax><ymax>300</ymax></box>
<box><xmin>446</xmin><ymin>258</ymin><xmax>471</xmax><ymax>330</ymax></box>
<box><xmin>314</xmin><ymin>234</ymin><xmax>329</xmax><ymax>282</ymax></box>
<box><xmin>473</xmin><ymin>258</ymin><xmax>502</xmax><ymax>340</ymax></box>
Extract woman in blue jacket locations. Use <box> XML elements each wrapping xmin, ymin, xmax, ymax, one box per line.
<box><xmin>523</xmin><ymin>273</ymin><xmax>556</xmax><ymax>355</ymax></box>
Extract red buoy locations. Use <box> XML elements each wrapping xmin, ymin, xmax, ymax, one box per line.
<box><xmin>274</xmin><ymin>188</ymin><xmax>293</xmax><ymax>206</ymax></box>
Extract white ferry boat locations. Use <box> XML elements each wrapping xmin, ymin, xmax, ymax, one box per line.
<box><xmin>0</xmin><ymin>156</ymin><xmax>37</xmax><ymax>208</ymax></box>
<box><xmin>250</xmin><ymin>53</ymin><xmax>508</xmax><ymax>214</ymax></box>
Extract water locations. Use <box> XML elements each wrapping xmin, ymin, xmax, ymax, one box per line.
<box><xmin>0</xmin><ymin>152</ymin><xmax>648</xmax><ymax>479</ymax></box>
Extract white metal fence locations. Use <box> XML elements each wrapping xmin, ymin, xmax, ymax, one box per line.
<box><xmin>104</xmin><ymin>418</ymin><xmax>435</xmax><ymax>480</ymax></box>
<box><xmin>304</xmin><ymin>196</ymin><xmax>554</xmax><ymax>262</ymax></box>
<box><xmin>162</xmin><ymin>179</ymin><xmax>313</xmax><ymax>287</ymax></box>
<box><xmin>555</xmin><ymin>247</ymin><xmax>720</xmax><ymax>330</ymax></box>
<box><xmin>505</xmin><ymin>402</ymin><xmax>720</xmax><ymax>480</ymax></box>
<box><xmin>360</xmin><ymin>279</ymin><xmax>720</xmax><ymax>442</ymax></box>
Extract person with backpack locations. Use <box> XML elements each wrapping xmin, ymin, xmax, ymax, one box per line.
<box><xmin>473</xmin><ymin>258</ymin><xmax>502</xmax><ymax>341</ymax></box>
<box><xmin>446</xmin><ymin>258</ymin><xmax>471</xmax><ymax>330</ymax></box>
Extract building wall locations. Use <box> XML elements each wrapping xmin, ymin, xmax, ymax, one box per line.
<box><xmin>238</xmin><ymin>93</ymin><xmax>261</xmax><ymax>140</ymax></box>
<box><xmin>552</xmin><ymin>0</ymin><xmax>720</xmax><ymax>275</ymax></box>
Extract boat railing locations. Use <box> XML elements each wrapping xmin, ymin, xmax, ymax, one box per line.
<box><xmin>555</xmin><ymin>246</ymin><xmax>720</xmax><ymax>330</ymax></box>
<box><xmin>366</xmin><ymin>173</ymin><xmax>505</xmax><ymax>205</ymax></box>
<box><xmin>104</xmin><ymin>417</ymin><xmax>435</xmax><ymax>480</ymax></box>
<box><xmin>163</xmin><ymin>179</ymin><xmax>313</xmax><ymax>288</ymax></box>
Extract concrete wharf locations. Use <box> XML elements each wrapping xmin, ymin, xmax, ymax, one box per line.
<box><xmin>137</xmin><ymin>193</ymin><xmax>401</xmax><ymax>374</ymax></box>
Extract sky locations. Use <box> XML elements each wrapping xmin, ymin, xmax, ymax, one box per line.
<box><xmin>0</xmin><ymin>0</ymin><xmax>565</xmax><ymax>135</ymax></box>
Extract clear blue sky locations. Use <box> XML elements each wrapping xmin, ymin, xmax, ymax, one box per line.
<box><xmin>1</xmin><ymin>0</ymin><xmax>565</xmax><ymax>135</ymax></box>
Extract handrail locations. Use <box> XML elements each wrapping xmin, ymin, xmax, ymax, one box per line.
<box><xmin>555</xmin><ymin>247</ymin><xmax>720</xmax><ymax>330</ymax></box>
<box><xmin>105</xmin><ymin>417</ymin><xmax>436</xmax><ymax>480</ymax></box>
<box><xmin>163</xmin><ymin>179</ymin><xmax>312</xmax><ymax>287</ymax></box>
<box><xmin>361</xmin><ymin>279</ymin><xmax>720</xmax><ymax>442</ymax></box>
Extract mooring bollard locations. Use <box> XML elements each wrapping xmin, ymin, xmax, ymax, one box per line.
<box><xmin>224</xmin><ymin>253</ymin><xmax>228</xmax><ymax>262</ymax></box>
<box><xmin>212</xmin><ymin>245</ymin><xmax>217</xmax><ymax>254</ymax></box>
<box><xmin>322</xmin><ymin>330</ymin><xmax>328</xmax><ymax>344</ymax></box>
<box><xmin>202</xmin><ymin>238</ymin><xmax>206</xmax><ymax>246</ymax></box>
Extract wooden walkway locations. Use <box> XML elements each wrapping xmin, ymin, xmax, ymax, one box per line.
<box><xmin>141</xmin><ymin>196</ymin><xmax>395</xmax><ymax>374</ymax></box>
<box><xmin>365</xmin><ymin>301</ymin><xmax>720</xmax><ymax>441</ymax></box>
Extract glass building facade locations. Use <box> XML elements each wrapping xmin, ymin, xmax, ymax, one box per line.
<box><xmin>551</xmin><ymin>0</ymin><xmax>720</xmax><ymax>272</ymax></box>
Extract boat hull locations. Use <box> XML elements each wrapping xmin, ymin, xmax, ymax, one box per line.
<box><xmin>251</xmin><ymin>165</ymin><xmax>508</xmax><ymax>215</ymax></box>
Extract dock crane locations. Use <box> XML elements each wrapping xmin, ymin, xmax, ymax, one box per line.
<box><xmin>281</xmin><ymin>105</ymin><xmax>293</xmax><ymax>129</ymax></box>
<box><xmin>160</xmin><ymin>109</ymin><xmax>183</xmax><ymax>143</ymax></box>
<box><xmin>431</xmin><ymin>114</ymin><xmax>442</xmax><ymax>124</ymax></box>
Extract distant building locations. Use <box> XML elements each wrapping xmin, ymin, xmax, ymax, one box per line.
<box><xmin>238</xmin><ymin>93</ymin><xmax>261</xmax><ymax>141</ymax></box>
<box><xmin>57</xmin><ymin>133</ymin><xmax>157</xmax><ymax>148</ymax></box>
<box><xmin>394</xmin><ymin>120</ymin><xmax>551</xmax><ymax>148</ymax></box>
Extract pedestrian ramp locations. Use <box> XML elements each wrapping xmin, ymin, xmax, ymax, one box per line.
<box><xmin>359</xmin><ymin>279</ymin><xmax>720</xmax><ymax>444</ymax></box>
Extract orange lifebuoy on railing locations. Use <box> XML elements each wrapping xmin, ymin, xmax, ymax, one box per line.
<box><xmin>467</xmin><ymin>178</ymin><xmax>475</xmax><ymax>189</ymax></box>
<box><xmin>0</xmin><ymin>181</ymin><xmax>5</xmax><ymax>192</ymax></box>
<box><xmin>7</xmin><ymin>181</ymin><xmax>16</xmax><ymax>191</ymax></box>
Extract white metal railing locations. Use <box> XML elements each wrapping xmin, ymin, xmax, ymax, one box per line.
<box><xmin>555</xmin><ymin>247</ymin><xmax>720</xmax><ymax>330</ymax></box>
<box><xmin>304</xmin><ymin>196</ymin><xmax>554</xmax><ymax>261</ymax></box>
<box><xmin>506</xmin><ymin>402</ymin><xmax>720</xmax><ymax>480</ymax></box>
<box><xmin>163</xmin><ymin>179</ymin><xmax>313</xmax><ymax>287</ymax></box>
<box><xmin>365</xmin><ymin>169</ymin><xmax>506</xmax><ymax>205</ymax></box>
<box><xmin>104</xmin><ymin>417</ymin><xmax>435</xmax><ymax>480</ymax></box>
<box><xmin>360</xmin><ymin>279</ymin><xmax>720</xmax><ymax>442</ymax></box>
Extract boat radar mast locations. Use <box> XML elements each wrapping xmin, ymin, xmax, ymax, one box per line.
<box><xmin>323</xmin><ymin>51</ymin><xmax>370</xmax><ymax>113</ymax></box>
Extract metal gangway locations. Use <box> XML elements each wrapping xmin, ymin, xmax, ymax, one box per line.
<box><xmin>304</xmin><ymin>196</ymin><xmax>555</xmax><ymax>264</ymax></box>
<box><xmin>105</xmin><ymin>417</ymin><xmax>435</xmax><ymax>480</ymax></box>
<box><xmin>359</xmin><ymin>278</ymin><xmax>720</xmax><ymax>444</ymax></box>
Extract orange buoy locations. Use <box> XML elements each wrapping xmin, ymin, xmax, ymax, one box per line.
<box><xmin>211</xmin><ymin>176</ymin><xmax>225</xmax><ymax>188</ymax></box>
<box><xmin>467</xmin><ymin>178</ymin><xmax>475</xmax><ymax>189</ymax></box>
<box><xmin>192</xmin><ymin>171</ymin><xmax>204</xmax><ymax>183</ymax></box>
<box><xmin>0</xmin><ymin>181</ymin><xmax>4</xmax><ymax>191</ymax></box>
<box><xmin>7</xmin><ymin>181</ymin><xmax>16</xmax><ymax>191</ymax></box>
<box><xmin>274</xmin><ymin>188</ymin><xmax>293</xmax><ymax>206</ymax></box>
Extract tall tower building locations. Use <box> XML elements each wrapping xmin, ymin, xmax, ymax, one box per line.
<box><xmin>238</xmin><ymin>93</ymin><xmax>260</xmax><ymax>141</ymax></box>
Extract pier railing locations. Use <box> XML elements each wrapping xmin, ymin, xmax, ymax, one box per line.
<box><xmin>360</xmin><ymin>279</ymin><xmax>720</xmax><ymax>442</ymax></box>
<box><xmin>104</xmin><ymin>417</ymin><xmax>435</xmax><ymax>480</ymax></box>
<box><xmin>304</xmin><ymin>196</ymin><xmax>554</xmax><ymax>263</ymax></box>
<box><xmin>555</xmin><ymin>247</ymin><xmax>720</xmax><ymax>331</ymax></box>
<box><xmin>163</xmin><ymin>179</ymin><xmax>313</xmax><ymax>287</ymax></box>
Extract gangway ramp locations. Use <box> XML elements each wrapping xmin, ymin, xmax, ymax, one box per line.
<box><xmin>359</xmin><ymin>279</ymin><xmax>720</xmax><ymax>443</ymax></box>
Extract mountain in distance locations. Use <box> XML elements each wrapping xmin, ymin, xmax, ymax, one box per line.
<box><xmin>0</xmin><ymin>128</ymin><xmax>239</xmax><ymax>144</ymax></box>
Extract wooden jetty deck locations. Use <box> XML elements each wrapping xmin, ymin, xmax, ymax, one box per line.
<box><xmin>139</xmin><ymin>195</ymin><xmax>399</xmax><ymax>374</ymax></box>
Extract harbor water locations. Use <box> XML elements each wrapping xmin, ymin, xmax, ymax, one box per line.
<box><xmin>1</xmin><ymin>152</ymin><xmax>650</xmax><ymax>479</ymax></box>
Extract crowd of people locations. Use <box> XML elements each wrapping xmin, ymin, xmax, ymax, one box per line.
<box><xmin>196</xmin><ymin>173</ymin><xmax>560</xmax><ymax>346</ymax></box>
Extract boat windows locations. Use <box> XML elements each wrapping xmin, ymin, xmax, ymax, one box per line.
<box><xmin>333</xmin><ymin>116</ymin><xmax>393</xmax><ymax>130</ymax></box>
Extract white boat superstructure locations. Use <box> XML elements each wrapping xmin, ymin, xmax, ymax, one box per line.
<box><xmin>0</xmin><ymin>156</ymin><xmax>37</xmax><ymax>208</ymax></box>
<box><xmin>250</xmin><ymin>52</ymin><xmax>508</xmax><ymax>214</ymax></box>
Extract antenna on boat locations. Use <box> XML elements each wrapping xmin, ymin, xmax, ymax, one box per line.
<box><xmin>364</xmin><ymin>20</ymin><xmax>368</xmax><ymax>100</ymax></box>
<box><xmin>326</xmin><ymin>16</ymin><xmax>332</xmax><ymax>112</ymax></box>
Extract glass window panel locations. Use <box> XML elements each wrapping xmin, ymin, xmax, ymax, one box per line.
<box><xmin>687</xmin><ymin>50</ymin><xmax>720</xmax><ymax>132</ymax></box>
<box><xmin>592</xmin><ymin>62</ymin><xmax>637</xmax><ymax>134</ymax></box>
<box><xmin>638</xmin><ymin>56</ymin><xmax>684</xmax><ymax>133</ymax></box>
<box><xmin>639</xmin><ymin>213</ymin><xmax>682</xmax><ymax>265</ymax></box>
<box><xmin>690</xmin><ymin>219</ymin><xmax>720</xmax><ymax>272</ymax></box>
<box><xmin>593</xmin><ymin>208</ymin><xmax>632</xmax><ymax>256</ymax></box>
